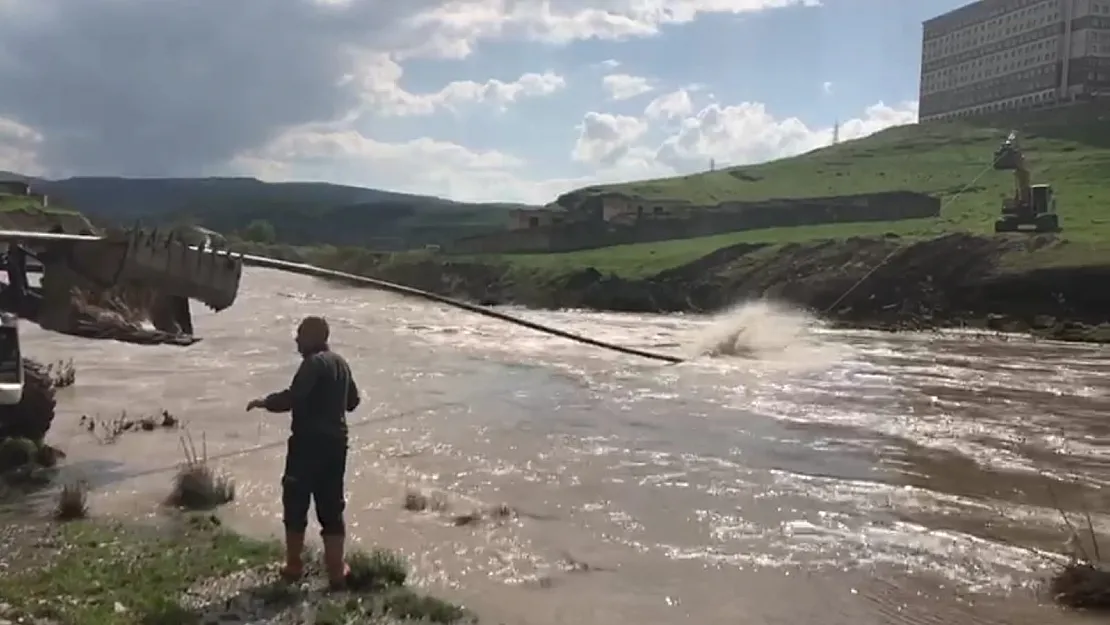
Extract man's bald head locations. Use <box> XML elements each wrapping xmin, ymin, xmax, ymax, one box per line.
<box><xmin>296</xmin><ymin>315</ymin><xmax>330</xmax><ymax>354</ymax></box>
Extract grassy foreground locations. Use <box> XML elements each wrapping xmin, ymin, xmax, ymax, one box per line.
<box><xmin>0</xmin><ymin>514</ymin><xmax>473</xmax><ymax>624</ymax></box>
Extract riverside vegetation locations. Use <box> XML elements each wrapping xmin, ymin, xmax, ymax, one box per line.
<box><xmin>0</xmin><ymin>363</ymin><xmax>473</xmax><ymax>624</ymax></box>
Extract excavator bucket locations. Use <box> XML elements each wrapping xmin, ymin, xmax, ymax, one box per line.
<box><xmin>44</xmin><ymin>227</ymin><xmax>243</xmax><ymax>314</ymax></box>
<box><xmin>993</xmin><ymin>144</ymin><xmax>1022</xmax><ymax>170</ymax></box>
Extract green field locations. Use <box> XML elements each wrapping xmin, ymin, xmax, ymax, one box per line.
<box><xmin>493</xmin><ymin>220</ymin><xmax>940</xmax><ymax>277</ymax></box>
<box><xmin>496</xmin><ymin>105</ymin><xmax>1110</xmax><ymax>276</ymax></box>
<box><xmin>0</xmin><ymin>193</ymin><xmax>77</xmax><ymax>214</ymax></box>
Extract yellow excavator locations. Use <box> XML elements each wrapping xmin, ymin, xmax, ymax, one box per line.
<box><xmin>992</xmin><ymin>131</ymin><xmax>1061</xmax><ymax>233</ymax></box>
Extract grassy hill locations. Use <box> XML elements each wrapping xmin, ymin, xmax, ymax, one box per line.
<box><xmin>500</xmin><ymin>104</ymin><xmax>1110</xmax><ymax>276</ymax></box>
<box><xmin>561</xmin><ymin>104</ymin><xmax>1110</xmax><ymax>240</ymax></box>
<box><xmin>0</xmin><ymin>174</ymin><xmax>524</xmax><ymax>249</ymax></box>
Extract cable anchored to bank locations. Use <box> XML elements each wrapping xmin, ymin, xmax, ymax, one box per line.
<box><xmin>821</xmin><ymin>156</ymin><xmax>1003</xmax><ymax>315</ymax></box>
<box><xmin>240</xmin><ymin>253</ymin><xmax>686</xmax><ymax>365</ymax></box>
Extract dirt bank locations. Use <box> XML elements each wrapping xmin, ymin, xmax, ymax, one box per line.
<box><xmin>366</xmin><ymin>233</ymin><xmax>1110</xmax><ymax>343</ymax></box>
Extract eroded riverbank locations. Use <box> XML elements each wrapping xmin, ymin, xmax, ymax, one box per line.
<box><xmin>354</xmin><ymin>233</ymin><xmax>1110</xmax><ymax>344</ymax></box>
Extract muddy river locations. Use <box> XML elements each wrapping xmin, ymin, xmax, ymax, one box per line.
<box><xmin>23</xmin><ymin>268</ymin><xmax>1110</xmax><ymax>624</ymax></box>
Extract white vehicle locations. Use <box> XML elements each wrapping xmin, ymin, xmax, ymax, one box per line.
<box><xmin>0</xmin><ymin>312</ymin><xmax>23</xmax><ymax>405</ymax></box>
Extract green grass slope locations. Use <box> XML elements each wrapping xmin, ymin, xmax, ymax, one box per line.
<box><xmin>498</xmin><ymin>105</ymin><xmax>1110</xmax><ymax>276</ymax></box>
<box><xmin>0</xmin><ymin>193</ymin><xmax>92</xmax><ymax>232</ymax></box>
<box><xmin>577</xmin><ymin>104</ymin><xmax>1110</xmax><ymax>240</ymax></box>
<box><xmin>0</xmin><ymin>193</ymin><xmax>76</xmax><ymax>214</ymax></box>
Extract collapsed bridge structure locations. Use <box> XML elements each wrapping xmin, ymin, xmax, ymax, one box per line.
<box><xmin>0</xmin><ymin>226</ymin><xmax>242</xmax><ymax>345</ymax></box>
<box><xmin>0</xmin><ymin>225</ymin><xmax>243</xmax><ymax>442</ymax></box>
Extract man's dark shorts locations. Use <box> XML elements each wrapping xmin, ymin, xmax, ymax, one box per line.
<box><xmin>281</xmin><ymin>435</ymin><xmax>347</xmax><ymax>536</ymax></box>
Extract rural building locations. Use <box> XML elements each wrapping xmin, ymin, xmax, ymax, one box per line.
<box><xmin>0</xmin><ymin>181</ymin><xmax>30</xmax><ymax>196</ymax></box>
<box><xmin>920</xmin><ymin>0</ymin><xmax>1110</xmax><ymax>121</ymax></box>
<box><xmin>598</xmin><ymin>195</ymin><xmax>694</xmax><ymax>224</ymax></box>
<box><xmin>507</xmin><ymin>205</ymin><xmax>567</xmax><ymax>230</ymax></box>
<box><xmin>461</xmin><ymin>190</ymin><xmax>941</xmax><ymax>255</ymax></box>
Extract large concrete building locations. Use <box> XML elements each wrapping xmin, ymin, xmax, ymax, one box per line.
<box><xmin>919</xmin><ymin>0</ymin><xmax>1110</xmax><ymax>120</ymax></box>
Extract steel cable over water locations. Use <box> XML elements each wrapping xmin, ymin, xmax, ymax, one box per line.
<box><xmin>237</xmin><ymin>152</ymin><xmax>1001</xmax><ymax>364</ymax></box>
<box><xmin>0</xmin><ymin>156</ymin><xmax>1002</xmax><ymax>368</ymax></box>
<box><xmin>240</xmin><ymin>253</ymin><xmax>687</xmax><ymax>364</ymax></box>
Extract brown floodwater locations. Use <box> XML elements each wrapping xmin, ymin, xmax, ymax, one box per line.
<box><xmin>22</xmin><ymin>268</ymin><xmax>1110</xmax><ymax>624</ymax></box>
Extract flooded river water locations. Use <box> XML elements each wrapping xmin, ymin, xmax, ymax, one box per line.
<box><xmin>23</xmin><ymin>268</ymin><xmax>1110</xmax><ymax>624</ymax></box>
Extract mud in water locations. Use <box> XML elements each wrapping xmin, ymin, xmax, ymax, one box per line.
<box><xmin>21</xmin><ymin>267</ymin><xmax>1110</xmax><ymax>625</ymax></box>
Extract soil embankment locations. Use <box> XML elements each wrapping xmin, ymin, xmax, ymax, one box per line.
<box><xmin>364</xmin><ymin>233</ymin><xmax>1110</xmax><ymax>343</ymax></box>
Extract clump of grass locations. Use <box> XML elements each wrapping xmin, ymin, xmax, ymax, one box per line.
<box><xmin>0</xmin><ymin>437</ymin><xmax>61</xmax><ymax>495</ymax></box>
<box><xmin>55</xmin><ymin>480</ymin><xmax>89</xmax><ymax>521</ymax></box>
<box><xmin>346</xmin><ymin>547</ymin><xmax>409</xmax><ymax>592</ymax></box>
<box><xmin>452</xmin><ymin>503</ymin><xmax>517</xmax><ymax>527</ymax></box>
<box><xmin>43</xmin><ymin>359</ymin><xmax>75</xmax><ymax>389</ymax></box>
<box><xmin>0</xmin><ymin>436</ymin><xmax>39</xmax><ymax>472</ymax></box>
<box><xmin>375</xmin><ymin>587</ymin><xmax>472</xmax><ymax>623</ymax></box>
<box><xmin>317</xmin><ymin>569</ymin><xmax>473</xmax><ymax>623</ymax></box>
<box><xmin>403</xmin><ymin>487</ymin><xmax>449</xmax><ymax>512</ymax></box>
<box><xmin>34</xmin><ymin>442</ymin><xmax>63</xmax><ymax>468</ymax></box>
<box><xmin>1051</xmin><ymin>562</ymin><xmax>1110</xmax><ymax>609</ymax></box>
<box><xmin>166</xmin><ymin>432</ymin><xmax>234</xmax><ymax>510</ymax></box>
<box><xmin>82</xmin><ymin>409</ymin><xmax>181</xmax><ymax>444</ymax></box>
<box><xmin>1047</xmin><ymin>481</ymin><xmax>1110</xmax><ymax>610</ymax></box>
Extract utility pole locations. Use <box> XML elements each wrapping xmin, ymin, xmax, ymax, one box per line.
<box><xmin>832</xmin><ymin>119</ymin><xmax>840</xmax><ymax>145</ymax></box>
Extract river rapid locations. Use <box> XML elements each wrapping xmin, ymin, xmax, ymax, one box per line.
<box><xmin>22</xmin><ymin>267</ymin><xmax>1110</xmax><ymax>625</ymax></box>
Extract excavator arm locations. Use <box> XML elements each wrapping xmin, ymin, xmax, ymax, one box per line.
<box><xmin>0</xmin><ymin>226</ymin><xmax>243</xmax><ymax>345</ymax></box>
<box><xmin>1013</xmin><ymin>165</ymin><xmax>1031</xmax><ymax>205</ymax></box>
<box><xmin>992</xmin><ymin>130</ymin><xmax>1060</xmax><ymax>234</ymax></box>
<box><xmin>994</xmin><ymin>131</ymin><xmax>1033</xmax><ymax>208</ymax></box>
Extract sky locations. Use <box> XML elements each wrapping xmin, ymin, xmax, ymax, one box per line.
<box><xmin>0</xmin><ymin>0</ymin><xmax>972</xmax><ymax>205</ymax></box>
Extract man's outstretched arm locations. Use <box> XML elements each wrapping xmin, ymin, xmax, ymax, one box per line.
<box><xmin>346</xmin><ymin>374</ymin><xmax>361</xmax><ymax>412</ymax></box>
<box><xmin>247</xmin><ymin>357</ymin><xmax>319</xmax><ymax>413</ymax></box>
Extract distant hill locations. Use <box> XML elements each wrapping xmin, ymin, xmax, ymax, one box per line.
<box><xmin>0</xmin><ymin>173</ymin><xmax>527</xmax><ymax>249</ymax></box>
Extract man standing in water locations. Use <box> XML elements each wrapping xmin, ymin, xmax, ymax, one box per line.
<box><xmin>247</xmin><ymin>315</ymin><xmax>360</xmax><ymax>589</ymax></box>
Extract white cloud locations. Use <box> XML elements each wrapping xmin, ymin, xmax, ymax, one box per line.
<box><xmin>232</xmin><ymin>127</ymin><xmax>528</xmax><ymax>202</ymax></box>
<box><xmin>402</xmin><ymin>0</ymin><xmax>823</xmax><ymax>58</ymax></box>
<box><xmin>595</xmin><ymin>59</ymin><xmax>621</xmax><ymax>69</ymax></box>
<box><xmin>0</xmin><ymin>116</ymin><xmax>42</xmax><ymax>174</ymax></box>
<box><xmin>602</xmin><ymin>73</ymin><xmax>654</xmax><ymax>100</ymax></box>
<box><xmin>234</xmin><ymin>98</ymin><xmax>917</xmax><ymax>205</ymax></box>
<box><xmin>645</xmin><ymin>89</ymin><xmax>693</xmax><ymax>120</ymax></box>
<box><xmin>351</xmin><ymin>53</ymin><xmax>565</xmax><ymax>116</ymax></box>
<box><xmin>822</xmin><ymin>81</ymin><xmax>833</xmax><ymax>94</ymax></box>
<box><xmin>655</xmin><ymin>100</ymin><xmax>918</xmax><ymax>170</ymax></box>
<box><xmin>572</xmin><ymin>112</ymin><xmax>649</xmax><ymax>165</ymax></box>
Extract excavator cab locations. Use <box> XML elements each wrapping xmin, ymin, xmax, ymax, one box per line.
<box><xmin>996</xmin><ymin>183</ymin><xmax>1060</xmax><ymax>233</ymax></box>
<box><xmin>0</xmin><ymin>313</ymin><xmax>23</xmax><ymax>405</ymax></box>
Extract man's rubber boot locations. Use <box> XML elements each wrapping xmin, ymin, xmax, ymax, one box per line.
<box><xmin>281</xmin><ymin>532</ymin><xmax>306</xmax><ymax>582</ymax></box>
<box><xmin>323</xmin><ymin>535</ymin><xmax>350</xmax><ymax>590</ymax></box>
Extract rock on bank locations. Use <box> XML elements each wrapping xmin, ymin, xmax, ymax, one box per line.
<box><xmin>364</xmin><ymin>233</ymin><xmax>1110</xmax><ymax>342</ymax></box>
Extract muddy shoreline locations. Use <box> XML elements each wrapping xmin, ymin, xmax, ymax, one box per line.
<box><xmin>362</xmin><ymin>233</ymin><xmax>1110</xmax><ymax>343</ymax></box>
